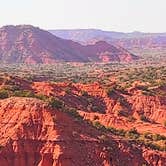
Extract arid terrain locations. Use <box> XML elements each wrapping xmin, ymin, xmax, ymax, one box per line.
<box><xmin>0</xmin><ymin>0</ymin><xmax>165</xmax><ymax>165</ymax></box>
<box><xmin>0</xmin><ymin>62</ymin><xmax>165</xmax><ymax>166</ymax></box>
<box><xmin>0</xmin><ymin>24</ymin><xmax>165</xmax><ymax>166</ymax></box>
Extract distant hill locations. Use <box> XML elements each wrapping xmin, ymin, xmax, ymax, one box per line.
<box><xmin>49</xmin><ymin>29</ymin><xmax>166</xmax><ymax>59</ymax></box>
<box><xmin>0</xmin><ymin>25</ymin><xmax>138</xmax><ymax>63</ymax></box>
<box><xmin>49</xmin><ymin>29</ymin><xmax>166</xmax><ymax>45</ymax></box>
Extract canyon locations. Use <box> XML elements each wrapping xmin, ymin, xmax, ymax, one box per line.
<box><xmin>0</xmin><ymin>75</ymin><xmax>165</xmax><ymax>166</ymax></box>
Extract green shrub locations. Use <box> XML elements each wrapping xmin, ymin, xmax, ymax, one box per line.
<box><xmin>106</xmin><ymin>126</ymin><xmax>116</xmax><ymax>134</ymax></box>
<box><xmin>98</xmin><ymin>134</ymin><xmax>110</xmax><ymax>143</ymax></box>
<box><xmin>64</xmin><ymin>87</ymin><xmax>71</xmax><ymax>94</ymax></box>
<box><xmin>10</xmin><ymin>85</ymin><xmax>20</xmax><ymax>91</ymax></box>
<box><xmin>126</xmin><ymin>128</ymin><xmax>140</xmax><ymax>139</ymax></box>
<box><xmin>117</xmin><ymin>110</ymin><xmax>128</xmax><ymax>117</ymax></box>
<box><xmin>0</xmin><ymin>89</ymin><xmax>9</xmax><ymax>99</ymax></box>
<box><xmin>142</xmin><ymin>163</ymin><xmax>148</xmax><ymax>166</ymax></box>
<box><xmin>92</xmin><ymin>121</ymin><xmax>106</xmax><ymax>131</ymax></box>
<box><xmin>115</xmin><ymin>129</ymin><xmax>126</xmax><ymax>137</ymax></box>
<box><xmin>140</xmin><ymin>115</ymin><xmax>150</xmax><ymax>122</ymax></box>
<box><xmin>91</xmin><ymin>105</ymin><xmax>101</xmax><ymax>112</ymax></box>
<box><xmin>106</xmin><ymin>87</ymin><xmax>116</xmax><ymax>97</ymax></box>
<box><xmin>48</xmin><ymin>97</ymin><xmax>63</xmax><ymax>109</ymax></box>
<box><xmin>35</xmin><ymin>94</ymin><xmax>48</xmax><ymax>101</ymax></box>
<box><xmin>68</xmin><ymin>108</ymin><xmax>82</xmax><ymax>120</ymax></box>
<box><xmin>143</xmin><ymin>132</ymin><xmax>153</xmax><ymax>140</ymax></box>
<box><xmin>152</xmin><ymin>134</ymin><xmax>166</xmax><ymax>141</ymax></box>
<box><xmin>127</xmin><ymin>116</ymin><xmax>136</xmax><ymax>122</ymax></box>
<box><xmin>13</xmin><ymin>90</ymin><xmax>34</xmax><ymax>97</ymax></box>
<box><xmin>145</xmin><ymin>142</ymin><xmax>163</xmax><ymax>151</ymax></box>
<box><xmin>81</xmin><ymin>90</ymin><xmax>88</xmax><ymax>97</ymax></box>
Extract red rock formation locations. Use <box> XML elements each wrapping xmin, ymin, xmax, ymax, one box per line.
<box><xmin>32</xmin><ymin>82</ymin><xmax>166</xmax><ymax>136</ymax></box>
<box><xmin>0</xmin><ymin>97</ymin><xmax>165</xmax><ymax>166</ymax></box>
<box><xmin>0</xmin><ymin>25</ymin><xmax>138</xmax><ymax>63</ymax></box>
<box><xmin>49</xmin><ymin>29</ymin><xmax>166</xmax><ymax>51</ymax></box>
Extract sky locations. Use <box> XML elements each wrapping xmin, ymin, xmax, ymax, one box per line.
<box><xmin>0</xmin><ymin>0</ymin><xmax>165</xmax><ymax>32</ymax></box>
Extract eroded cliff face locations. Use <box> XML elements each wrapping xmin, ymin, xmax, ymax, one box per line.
<box><xmin>0</xmin><ymin>78</ymin><xmax>166</xmax><ymax>166</ymax></box>
<box><xmin>32</xmin><ymin>82</ymin><xmax>166</xmax><ymax>135</ymax></box>
<box><xmin>0</xmin><ymin>97</ymin><xmax>109</xmax><ymax>166</ymax></box>
<box><xmin>0</xmin><ymin>97</ymin><xmax>165</xmax><ymax>166</ymax></box>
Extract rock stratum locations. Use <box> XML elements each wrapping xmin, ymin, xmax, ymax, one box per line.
<box><xmin>0</xmin><ymin>25</ymin><xmax>138</xmax><ymax>64</ymax></box>
<box><xmin>0</xmin><ymin>97</ymin><xmax>165</xmax><ymax>166</ymax></box>
<box><xmin>32</xmin><ymin>82</ymin><xmax>166</xmax><ymax>136</ymax></box>
<box><xmin>0</xmin><ymin>76</ymin><xmax>165</xmax><ymax>166</ymax></box>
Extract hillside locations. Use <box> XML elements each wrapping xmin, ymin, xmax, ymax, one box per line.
<box><xmin>0</xmin><ymin>25</ymin><xmax>137</xmax><ymax>63</ymax></box>
<box><xmin>49</xmin><ymin>29</ymin><xmax>166</xmax><ymax>45</ymax></box>
<box><xmin>0</xmin><ymin>75</ymin><xmax>166</xmax><ymax>165</ymax></box>
<box><xmin>50</xmin><ymin>29</ymin><xmax>166</xmax><ymax>59</ymax></box>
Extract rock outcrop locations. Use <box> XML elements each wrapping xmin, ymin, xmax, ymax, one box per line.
<box><xmin>32</xmin><ymin>82</ymin><xmax>166</xmax><ymax>136</ymax></box>
<box><xmin>1</xmin><ymin>97</ymin><xmax>165</xmax><ymax>166</ymax></box>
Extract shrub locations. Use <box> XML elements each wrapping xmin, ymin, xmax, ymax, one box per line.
<box><xmin>35</xmin><ymin>94</ymin><xmax>48</xmax><ymax>101</ymax></box>
<box><xmin>81</xmin><ymin>90</ymin><xmax>88</xmax><ymax>97</ymax></box>
<box><xmin>127</xmin><ymin>116</ymin><xmax>136</xmax><ymax>122</ymax></box>
<box><xmin>10</xmin><ymin>85</ymin><xmax>20</xmax><ymax>91</ymax></box>
<box><xmin>115</xmin><ymin>129</ymin><xmax>126</xmax><ymax>137</ymax></box>
<box><xmin>145</xmin><ymin>142</ymin><xmax>163</xmax><ymax>151</ymax></box>
<box><xmin>68</xmin><ymin>108</ymin><xmax>82</xmax><ymax>120</ymax></box>
<box><xmin>86</xmin><ymin>97</ymin><xmax>93</xmax><ymax>103</ymax></box>
<box><xmin>48</xmin><ymin>97</ymin><xmax>63</xmax><ymax>109</ymax></box>
<box><xmin>143</xmin><ymin>132</ymin><xmax>153</xmax><ymax>140</ymax></box>
<box><xmin>91</xmin><ymin>105</ymin><xmax>101</xmax><ymax>112</ymax></box>
<box><xmin>13</xmin><ymin>90</ymin><xmax>34</xmax><ymax>97</ymax></box>
<box><xmin>117</xmin><ymin>110</ymin><xmax>128</xmax><ymax>117</ymax></box>
<box><xmin>140</xmin><ymin>115</ymin><xmax>150</xmax><ymax>122</ymax></box>
<box><xmin>0</xmin><ymin>89</ymin><xmax>9</xmax><ymax>99</ymax></box>
<box><xmin>152</xmin><ymin>134</ymin><xmax>166</xmax><ymax>141</ymax></box>
<box><xmin>106</xmin><ymin>126</ymin><xmax>116</xmax><ymax>134</ymax></box>
<box><xmin>142</xmin><ymin>164</ymin><xmax>148</xmax><ymax>166</ymax></box>
<box><xmin>98</xmin><ymin>134</ymin><xmax>110</xmax><ymax>143</ymax></box>
<box><xmin>92</xmin><ymin>121</ymin><xmax>106</xmax><ymax>131</ymax></box>
<box><xmin>65</xmin><ymin>87</ymin><xmax>71</xmax><ymax>94</ymax></box>
<box><xmin>126</xmin><ymin>128</ymin><xmax>140</xmax><ymax>139</ymax></box>
<box><xmin>106</xmin><ymin>87</ymin><xmax>116</xmax><ymax>97</ymax></box>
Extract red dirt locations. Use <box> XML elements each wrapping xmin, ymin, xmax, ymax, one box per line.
<box><xmin>32</xmin><ymin>82</ymin><xmax>166</xmax><ymax>136</ymax></box>
<box><xmin>1</xmin><ymin>97</ymin><xmax>165</xmax><ymax>166</ymax></box>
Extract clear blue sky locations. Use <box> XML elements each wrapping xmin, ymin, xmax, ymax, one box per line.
<box><xmin>0</xmin><ymin>0</ymin><xmax>165</xmax><ymax>32</ymax></box>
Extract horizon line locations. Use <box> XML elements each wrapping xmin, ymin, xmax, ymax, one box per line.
<box><xmin>0</xmin><ymin>24</ymin><xmax>166</xmax><ymax>34</ymax></box>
